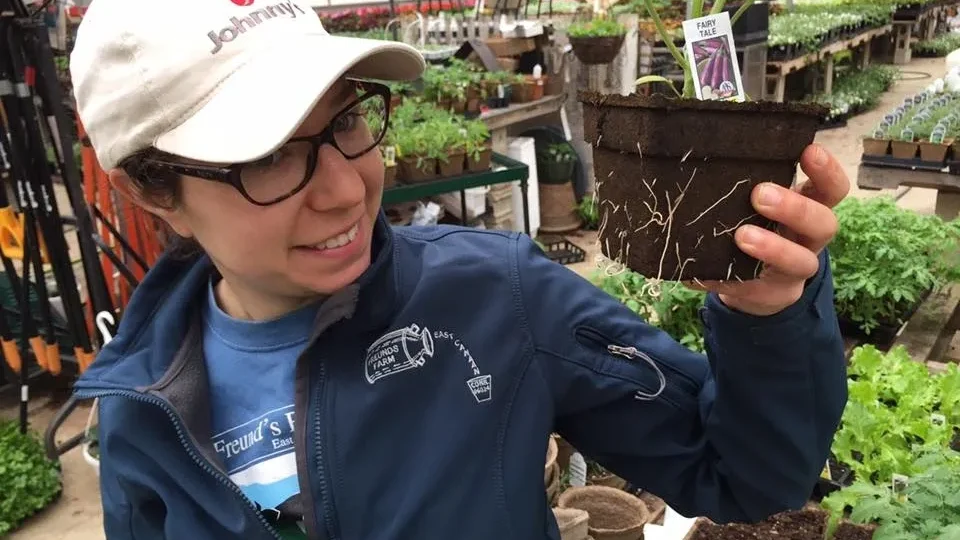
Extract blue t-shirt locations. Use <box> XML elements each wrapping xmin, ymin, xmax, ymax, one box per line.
<box><xmin>203</xmin><ymin>279</ymin><xmax>319</xmax><ymax>538</ymax></box>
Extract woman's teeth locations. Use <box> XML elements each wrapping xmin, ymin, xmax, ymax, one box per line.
<box><xmin>311</xmin><ymin>223</ymin><xmax>359</xmax><ymax>251</ymax></box>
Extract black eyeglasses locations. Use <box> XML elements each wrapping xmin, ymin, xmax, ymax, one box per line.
<box><xmin>127</xmin><ymin>81</ymin><xmax>391</xmax><ymax>206</ymax></box>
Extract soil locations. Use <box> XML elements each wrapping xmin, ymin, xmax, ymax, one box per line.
<box><xmin>579</xmin><ymin>92</ymin><xmax>827</xmax><ymax>281</ymax></box>
<box><xmin>687</xmin><ymin>508</ymin><xmax>829</xmax><ymax>540</ymax></box>
<box><xmin>637</xmin><ymin>491</ymin><xmax>666</xmax><ymax>525</ymax></box>
<box><xmin>833</xmin><ymin>522</ymin><xmax>877</xmax><ymax>540</ymax></box>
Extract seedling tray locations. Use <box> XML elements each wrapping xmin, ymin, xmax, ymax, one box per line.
<box><xmin>538</xmin><ymin>237</ymin><xmax>586</xmax><ymax>266</ymax></box>
<box><xmin>860</xmin><ymin>154</ymin><xmax>949</xmax><ymax>173</ymax></box>
<box><xmin>836</xmin><ymin>286</ymin><xmax>932</xmax><ymax>350</ymax></box>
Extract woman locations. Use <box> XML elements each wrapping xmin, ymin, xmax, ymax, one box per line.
<box><xmin>69</xmin><ymin>0</ymin><xmax>849</xmax><ymax>538</ymax></box>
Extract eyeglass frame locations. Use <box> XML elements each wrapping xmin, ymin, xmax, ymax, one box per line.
<box><xmin>121</xmin><ymin>80</ymin><xmax>392</xmax><ymax>207</ymax></box>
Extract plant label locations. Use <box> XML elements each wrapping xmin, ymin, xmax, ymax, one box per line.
<box><xmin>820</xmin><ymin>460</ymin><xmax>832</xmax><ymax>481</ymax></box>
<box><xmin>931</xmin><ymin>412</ymin><xmax>946</xmax><ymax>426</ymax></box>
<box><xmin>497</xmin><ymin>84</ymin><xmax>505</xmax><ymax>99</ymax></box>
<box><xmin>931</xmin><ymin>132</ymin><xmax>945</xmax><ymax>144</ymax></box>
<box><xmin>884</xmin><ymin>114</ymin><xmax>895</xmax><ymax>123</ymax></box>
<box><xmin>901</xmin><ymin>128</ymin><xmax>914</xmax><ymax>142</ymax></box>
<box><xmin>568</xmin><ymin>452</ymin><xmax>587</xmax><ymax>487</ymax></box>
<box><xmin>682</xmin><ymin>12</ymin><xmax>745</xmax><ymax>102</ymax></box>
<box><xmin>873</xmin><ymin>129</ymin><xmax>885</xmax><ymax>139</ymax></box>
<box><xmin>382</xmin><ymin>145</ymin><xmax>396</xmax><ymax>164</ymax></box>
<box><xmin>892</xmin><ymin>473</ymin><xmax>909</xmax><ymax>502</ymax></box>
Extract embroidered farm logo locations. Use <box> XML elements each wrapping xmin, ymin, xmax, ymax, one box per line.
<box><xmin>364</xmin><ymin>324</ymin><xmax>435</xmax><ymax>384</ymax></box>
<box><xmin>207</xmin><ymin>1</ymin><xmax>307</xmax><ymax>54</ymax></box>
<box><xmin>432</xmin><ymin>330</ymin><xmax>492</xmax><ymax>404</ymax></box>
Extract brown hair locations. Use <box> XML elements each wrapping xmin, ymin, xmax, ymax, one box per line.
<box><xmin>119</xmin><ymin>148</ymin><xmax>203</xmax><ymax>260</ymax></box>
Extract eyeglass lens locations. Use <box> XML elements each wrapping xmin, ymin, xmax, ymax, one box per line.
<box><xmin>239</xmin><ymin>91</ymin><xmax>388</xmax><ymax>204</ymax></box>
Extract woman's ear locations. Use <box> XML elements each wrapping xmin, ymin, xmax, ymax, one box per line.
<box><xmin>107</xmin><ymin>168</ymin><xmax>194</xmax><ymax>239</ymax></box>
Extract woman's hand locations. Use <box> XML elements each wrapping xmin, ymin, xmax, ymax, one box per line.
<box><xmin>688</xmin><ymin>144</ymin><xmax>850</xmax><ymax>316</ymax></box>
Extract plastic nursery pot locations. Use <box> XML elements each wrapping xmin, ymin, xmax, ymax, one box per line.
<box><xmin>384</xmin><ymin>163</ymin><xmax>398</xmax><ymax>188</ymax></box>
<box><xmin>552</xmin><ymin>507</ymin><xmax>590</xmax><ymax>540</ymax></box>
<box><xmin>919</xmin><ymin>138</ymin><xmax>954</xmax><ymax>163</ymax></box>
<box><xmin>438</xmin><ymin>150</ymin><xmax>466</xmax><ymax>177</ymax></box>
<box><xmin>861</xmin><ymin>137</ymin><xmax>891</xmax><ymax>157</ymax></box>
<box><xmin>569</xmin><ymin>35</ymin><xmax>626</xmax><ymax>65</ymax></box>
<box><xmin>539</xmin><ymin>158</ymin><xmax>576</xmax><ymax>184</ymax></box>
<box><xmin>466</xmin><ymin>145</ymin><xmax>493</xmax><ymax>172</ymax></box>
<box><xmin>558</xmin><ymin>485</ymin><xmax>649</xmax><ymax>540</ymax></box>
<box><xmin>890</xmin><ymin>140</ymin><xmax>919</xmax><ymax>159</ymax></box>
<box><xmin>579</xmin><ymin>91</ymin><xmax>827</xmax><ymax>282</ymax></box>
<box><xmin>398</xmin><ymin>155</ymin><xmax>437</xmax><ymax>183</ymax></box>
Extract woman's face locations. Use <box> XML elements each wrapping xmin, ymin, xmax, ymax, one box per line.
<box><xmin>133</xmin><ymin>78</ymin><xmax>385</xmax><ymax>305</ymax></box>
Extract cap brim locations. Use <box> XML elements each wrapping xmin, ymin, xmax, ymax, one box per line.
<box><xmin>154</xmin><ymin>33</ymin><xmax>425</xmax><ymax>164</ymax></box>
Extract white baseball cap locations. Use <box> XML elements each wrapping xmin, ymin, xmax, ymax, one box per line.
<box><xmin>70</xmin><ymin>0</ymin><xmax>426</xmax><ymax>170</ymax></box>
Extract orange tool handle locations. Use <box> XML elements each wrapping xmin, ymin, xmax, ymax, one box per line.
<box><xmin>1</xmin><ymin>340</ymin><xmax>21</xmax><ymax>373</ymax></box>
<box><xmin>45</xmin><ymin>343</ymin><xmax>61</xmax><ymax>376</ymax></box>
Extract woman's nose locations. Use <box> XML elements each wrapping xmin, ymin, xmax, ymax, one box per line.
<box><xmin>302</xmin><ymin>144</ymin><xmax>366</xmax><ymax>211</ymax></box>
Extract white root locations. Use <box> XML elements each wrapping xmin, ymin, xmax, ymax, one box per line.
<box><xmin>713</xmin><ymin>213</ymin><xmax>758</xmax><ymax>237</ymax></box>
<box><xmin>681</xmin><ymin>149</ymin><xmax>694</xmax><ymax>163</ymax></box>
<box><xmin>655</xmin><ymin>168</ymin><xmax>697</xmax><ymax>281</ymax></box>
<box><xmin>675</xmin><ymin>242</ymin><xmax>696</xmax><ymax>281</ymax></box>
<box><xmin>686</xmin><ymin>179</ymin><xmax>751</xmax><ymax>227</ymax></box>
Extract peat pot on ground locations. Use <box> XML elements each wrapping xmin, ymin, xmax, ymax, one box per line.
<box><xmin>580</xmin><ymin>91</ymin><xmax>827</xmax><ymax>281</ymax></box>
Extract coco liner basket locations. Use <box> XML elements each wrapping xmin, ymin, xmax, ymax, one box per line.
<box><xmin>580</xmin><ymin>91</ymin><xmax>827</xmax><ymax>281</ymax></box>
<box><xmin>569</xmin><ymin>35</ymin><xmax>626</xmax><ymax>65</ymax></box>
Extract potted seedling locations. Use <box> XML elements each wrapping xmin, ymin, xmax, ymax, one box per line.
<box><xmin>483</xmin><ymin>71</ymin><xmax>514</xmax><ymax>108</ymax></box>
<box><xmin>396</xmin><ymin>125</ymin><xmax>437</xmax><ymax>183</ymax></box>
<box><xmin>862</xmin><ymin>123</ymin><xmax>891</xmax><ymax>157</ymax></box>
<box><xmin>464</xmin><ymin>119</ymin><xmax>493</xmax><ymax>172</ymax></box>
<box><xmin>579</xmin><ymin>1</ymin><xmax>827</xmax><ymax>282</ymax></box>
<box><xmin>437</xmin><ymin>120</ymin><xmax>467</xmax><ymax>177</ymax></box>
<box><xmin>509</xmin><ymin>73</ymin><xmax>534</xmax><ymax>103</ymax></box>
<box><xmin>567</xmin><ymin>16</ymin><xmax>628</xmax><ymax>65</ymax></box>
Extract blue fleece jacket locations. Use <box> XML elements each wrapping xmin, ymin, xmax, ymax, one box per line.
<box><xmin>73</xmin><ymin>212</ymin><xmax>847</xmax><ymax>540</ymax></box>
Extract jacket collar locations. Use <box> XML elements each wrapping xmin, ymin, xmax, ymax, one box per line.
<box><xmin>74</xmin><ymin>210</ymin><xmax>400</xmax><ymax>392</ymax></box>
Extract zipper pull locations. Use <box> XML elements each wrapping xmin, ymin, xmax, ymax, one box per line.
<box><xmin>606</xmin><ymin>345</ymin><xmax>666</xmax><ymax>401</ymax></box>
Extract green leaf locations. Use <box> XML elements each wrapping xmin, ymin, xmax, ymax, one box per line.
<box><xmin>634</xmin><ymin>76</ymin><xmax>682</xmax><ymax>98</ymax></box>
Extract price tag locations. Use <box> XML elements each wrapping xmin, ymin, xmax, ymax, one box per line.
<box><xmin>568</xmin><ymin>452</ymin><xmax>587</xmax><ymax>487</ymax></box>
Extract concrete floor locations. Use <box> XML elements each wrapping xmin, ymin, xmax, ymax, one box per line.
<box><xmin>0</xmin><ymin>55</ymin><xmax>947</xmax><ymax>540</ymax></box>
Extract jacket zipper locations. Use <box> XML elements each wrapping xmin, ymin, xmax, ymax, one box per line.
<box><xmin>74</xmin><ymin>388</ymin><xmax>282</xmax><ymax>540</ymax></box>
<box><xmin>313</xmin><ymin>359</ymin><xmax>341</xmax><ymax>539</ymax></box>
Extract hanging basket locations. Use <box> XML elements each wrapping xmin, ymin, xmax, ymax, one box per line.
<box><xmin>569</xmin><ymin>35</ymin><xmax>626</xmax><ymax>65</ymax></box>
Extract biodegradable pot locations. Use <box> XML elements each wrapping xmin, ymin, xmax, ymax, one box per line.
<box><xmin>466</xmin><ymin>146</ymin><xmax>493</xmax><ymax>172</ymax></box>
<box><xmin>451</xmin><ymin>98</ymin><xmax>467</xmax><ymax>114</ymax></box>
<box><xmin>558</xmin><ymin>486</ymin><xmax>649</xmax><ymax>540</ymax></box>
<box><xmin>554</xmin><ymin>435</ymin><xmax>575</xmax><ymax>473</ymax></box>
<box><xmin>398</xmin><ymin>156</ymin><xmax>437</xmax><ymax>183</ymax></box>
<box><xmin>540</xmin><ymin>183</ymin><xmax>583</xmax><ymax>233</ymax></box>
<box><xmin>438</xmin><ymin>150</ymin><xmax>466</xmax><ymax>177</ymax></box>
<box><xmin>384</xmin><ymin>163</ymin><xmax>398</xmax><ymax>188</ymax></box>
<box><xmin>681</xmin><ymin>507</ymin><xmax>877</xmax><ymax>540</ymax></box>
<box><xmin>862</xmin><ymin>138</ymin><xmax>890</xmax><ymax>157</ymax></box>
<box><xmin>546</xmin><ymin>463</ymin><xmax>561</xmax><ymax>505</ymax></box>
<box><xmin>437</xmin><ymin>98</ymin><xmax>453</xmax><ymax>111</ymax></box>
<box><xmin>919</xmin><ymin>139</ymin><xmax>954</xmax><ymax>163</ymax></box>
<box><xmin>579</xmin><ymin>91</ymin><xmax>827</xmax><ymax>282</ymax></box>
<box><xmin>569</xmin><ymin>35</ymin><xmax>626</xmax><ymax>65</ymax></box>
<box><xmin>546</xmin><ymin>437</ymin><xmax>559</xmax><ymax>485</ymax></box>
<box><xmin>553</xmin><ymin>507</ymin><xmax>590</xmax><ymax>540</ymax></box>
<box><xmin>512</xmin><ymin>81</ymin><xmax>533</xmax><ymax>103</ymax></box>
<box><xmin>890</xmin><ymin>140</ymin><xmax>919</xmax><ymax>159</ymax></box>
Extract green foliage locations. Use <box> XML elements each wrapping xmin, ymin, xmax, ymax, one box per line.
<box><xmin>830</xmin><ymin>196</ymin><xmax>960</xmax><ymax>334</ymax></box>
<box><xmin>828</xmin><ymin>346</ymin><xmax>960</xmax><ymax>493</ymax></box>
<box><xmin>912</xmin><ymin>33</ymin><xmax>960</xmax><ymax>57</ymax></box>
<box><xmin>0</xmin><ymin>421</ymin><xmax>62</xmax><ymax>536</ymax></box>
<box><xmin>567</xmin><ymin>17</ymin><xmax>627</xmax><ymax>38</ymax></box>
<box><xmin>578</xmin><ymin>193</ymin><xmax>599</xmax><ymax>230</ymax></box>
<box><xmin>824</xmin><ymin>449</ymin><xmax>960</xmax><ymax>539</ymax></box>
<box><xmin>591</xmin><ymin>270</ymin><xmax>706</xmax><ymax>352</ymax></box>
<box><xmin>770</xmin><ymin>4</ymin><xmax>893</xmax><ymax>50</ymax></box>
<box><xmin>382</xmin><ymin>99</ymin><xmax>489</xmax><ymax>163</ymax></box>
<box><xmin>812</xmin><ymin>65</ymin><xmax>899</xmax><ymax>121</ymax></box>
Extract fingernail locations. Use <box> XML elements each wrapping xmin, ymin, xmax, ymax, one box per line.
<box><xmin>812</xmin><ymin>145</ymin><xmax>828</xmax><ymax>166</ymax></box>
<box><xmin>739</xmin><ymin>225</ymin><xmax>761</xmax><ymax>247</ymax></box>
<box><xmin>758</xmin><ymin>185</ymin><xmax>782</xmax><ymax>207</ymax></box>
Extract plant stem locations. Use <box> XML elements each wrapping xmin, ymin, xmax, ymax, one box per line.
<box><xmin>692</xmin><ymin>0</ymin><xmax>705</xmax><ymax>19</ymax></box>
<box><xmin>641</xmin><ymin>0</ymin><xmax>688</xmax><ymax>71</ymax></box>
<box><xmin>709</xmin><ymin>0</ymin><xmax>726</xmax><ymax>14</ymax></box>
